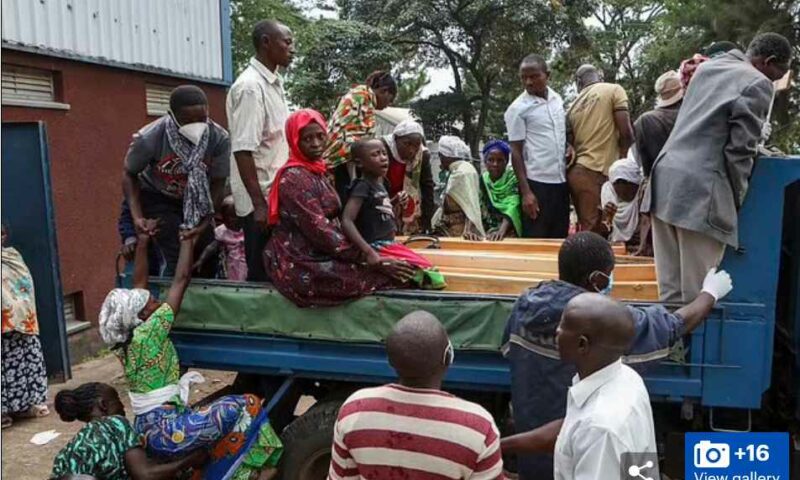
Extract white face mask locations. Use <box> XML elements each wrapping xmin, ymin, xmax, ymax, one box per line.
<box><xmin>178</xmin><ymin>122</ymin><xmax>208</xmax><ymax>145</ymax></box>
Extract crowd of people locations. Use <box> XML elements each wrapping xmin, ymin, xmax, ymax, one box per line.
<box><xmin>0</xmin><ymin>11</ymin><xmax>792</xmax><ymax>479</ymax></box>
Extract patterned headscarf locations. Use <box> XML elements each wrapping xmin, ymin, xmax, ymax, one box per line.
<box><xmin>98</xmin><ymin>288</ymin><xmax>151</xmax><ymax>345</ymax></box>
<box><xmin>164</xmin><ymin>115</ymin><xmax>212</xmax><ymax>229</ymax></box>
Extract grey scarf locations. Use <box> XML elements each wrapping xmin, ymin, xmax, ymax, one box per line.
<box><xmin>165</xmin><ymin>116</ymin><xmax>212</xmax><ymax>229</ymax></box>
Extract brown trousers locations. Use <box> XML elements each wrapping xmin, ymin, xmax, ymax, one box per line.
<box><xmin>567</xmin><ymin>164</ymin><xmax>608</xmax><ymax>231</ymax></box>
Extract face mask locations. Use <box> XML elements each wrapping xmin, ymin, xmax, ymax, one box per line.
<box><xmin>591</xmin><ymin>271</ymin><xmax>614</xmax><ymax>296</ymax></box>
<box><xmin>442</xmin><ymin>339</ymin><xmax>455</xmax><ymax>366</ymax></box>
<box><xmin>178</xmin><ymin>122</ymin><xmax>209</xmax><ymax>145</ymax></box>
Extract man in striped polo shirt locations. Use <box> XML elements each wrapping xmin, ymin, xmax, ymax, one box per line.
<box><xmin>328</xmin><ymin>311</ymin><xmax>504</xmax><ymax>480</ymax></box>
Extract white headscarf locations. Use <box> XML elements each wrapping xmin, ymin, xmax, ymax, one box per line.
<box><xmin>437</xmin><ymin>135</ymin><xmax>472</xmax><ymax>160</ymax></box>
<box><xmin>608</xmin><ymin>155</ymin><xmax>643</xmax><ymax>185</ymax></box>
<box><xmin>601</xmin><ymin>154</ymin><xmax>643</xmax><ymax>243</ymax></box>
<box><xmin>392</xmin><ymin>120</ymin><xmax>425</xmax><ymax>138</ymax></box>
<box><xmin>98</xmin><ymin>288</ymin><xmax>151</xmax><ymax>345</ymax></box>
<box><xmin>383</xmin><ymin>120</ymin><xmax>425</xmax><ymax>166</ymax></box>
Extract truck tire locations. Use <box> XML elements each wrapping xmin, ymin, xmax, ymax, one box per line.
<box><xmin>279</xmin><ymin>400</ymin><xmax>343</xmax><ymax>480</ymax></box>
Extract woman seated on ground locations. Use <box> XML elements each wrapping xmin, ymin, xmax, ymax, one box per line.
<box><xmin>340</xmin><ymin>138</ymin><xmax>446</xmax><ymax>289</ymax></box>
<box><xmin>265</xmin><ymin>109</ymin><xmax>415</xmax><ymax>308</ymax></box>
<box><xmin>2</xmin><ymin>225</ymin><xmax>50</xmax><ymax>429</ymax></box>
<box><xmin>382</xmin><ymin>120</ymin><xmax>436</xmax><ymax>235</ymax></box>
<box><xmin>479</xmin><ymin>140</ymin><xmax>523</xmax><ymax>241</ymax></box>
<box><xmin>98</xmin><ymin>225</ymin><xmax>280</xmax><ymax>479</ymax></box>
<box><xmin>595</xmin><ymin>154</ymin><xmax>653</xmax><ymax>256</ymax></box>
<box><xmin>51</xmin><ymin>382</ymin><xmax>207</xmax><ymax>480</ymax></box>
<box><xmin>432</xmin><ymin>136</ymin><xmax>486</xmax><ymax>240</ymax></box>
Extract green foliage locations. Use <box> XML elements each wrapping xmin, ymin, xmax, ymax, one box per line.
<box><xmin>230</xmin><ymin>0</ymin><xmax>799</xmax><ymax>152</ymax></box>
<box><xmin>394</xmin><ymin>69</ymin><xmax>430</xmax><ymax>107</ymax></box>
<box><xmin>287</xmin><ymin>19</ymin><xmax>399</xmax><ymax>114</ymax></box>
<box><xmin>410</xmin><ymin>91</ymin><xmax>468</xmax><ymax>139</ymax></box>
<box><xmin>230</xmin><ymin>0</ymin><xmax>306</xmax><ymax>76</ymax></box>
<box><xmin>337</xmin><ymin>0</ymin><xmax>577</xmax><ymax>154</ymax></box>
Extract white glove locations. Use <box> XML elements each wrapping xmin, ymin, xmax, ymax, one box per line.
<box><xmin>701</xmin><ymin>268</ymin><xmax>733</xmax><ymax>302</ymax></box>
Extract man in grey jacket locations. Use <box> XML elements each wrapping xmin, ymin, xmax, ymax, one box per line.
<box><xmin>648</xmin><ymin>33</ymin><xmax>792</xmax><ymax>302</ymax></box>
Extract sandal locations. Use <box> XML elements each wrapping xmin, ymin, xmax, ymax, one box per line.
<box><xmin>1</xmin><ymin>415</ymin><xmax>12</xmax><ymax>429</ymax></box>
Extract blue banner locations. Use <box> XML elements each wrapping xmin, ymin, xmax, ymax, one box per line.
<box><xmin>685</xmin><ymin>432</ymin><xmax>789</xmax><ymax>480</ymax></box>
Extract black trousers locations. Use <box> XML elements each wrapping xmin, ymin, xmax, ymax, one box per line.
<box><xmin>521</xmin><ymin>180</ymin><xmax>570</xmax><ymax>239</ymax></box>
<box><xmin>241</xmin><ymin>212</ymin><xmax>269</xmax><ymax>282</ymax></box>
<box><xmin>140</xmin><ymin>190</ymin><xmax>216</xmax><ymax>278</ymax></box>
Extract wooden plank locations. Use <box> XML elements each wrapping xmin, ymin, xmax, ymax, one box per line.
<box><xmin>441</xmin><ymin>267</ymin><xmax>558</xmax><ymax>279</ymax></box>
<box><xmin>399</xmin><ymin>236</ymin><xmax>626</xmax><ymax>255</ymax></box>
<box><xmin>420</xmin><ymin>250</ymin><xmax>656</xmax><ymax>281</ymax></box>
<box><xmin>441</xmin><ymin>272</ymin><xmax>659</xmax><ymax>301</ymax></box>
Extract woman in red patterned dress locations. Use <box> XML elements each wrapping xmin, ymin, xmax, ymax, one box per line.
<box><xmin>264</xmin><ymin>109</ymin><xmax>414</xmax><ymax>307</ymax></box>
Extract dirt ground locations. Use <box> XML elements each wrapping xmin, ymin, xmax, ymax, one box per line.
<box><xmin>1</xmin><ymin>354</ymin><xmax>236</xmax><ymax>480</ymax></box>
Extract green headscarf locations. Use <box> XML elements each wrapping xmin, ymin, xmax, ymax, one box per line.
<box><xmin>482</xmin><ymin>170</ymin><xmax>522</xmax><ymax>236</ymax></box>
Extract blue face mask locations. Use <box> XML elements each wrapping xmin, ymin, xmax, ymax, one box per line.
<box><xmin>592</xmin><ymin>271</ymin><xmax>614</xmax><ymax>296</ymax></box>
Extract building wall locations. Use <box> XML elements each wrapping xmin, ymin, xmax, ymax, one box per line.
<box><xmin>1</xmin><ymin>49</ymin><xmax>229</xmax><ymax>325</ymax></box>
<box><xmin>1</xmin><ymin>0</ymin><xmax>229</xmax><ymax>82</ymax></box>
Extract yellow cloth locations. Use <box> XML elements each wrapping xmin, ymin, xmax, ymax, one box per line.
<box><xmin>568</xmin><ymin>82</ymin><xmax>629</xmax><ymax>175</ymax></box>
<box><xmin>1</xmin><ymin>247</ymin><xmax>39</xmax><ymax>335</ymax></box>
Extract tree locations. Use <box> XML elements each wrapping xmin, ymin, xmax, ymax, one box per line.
<box><xmin>287</xmin><ymin>19</ymin><xmax>400</xmax><ymax>114</ymax></box>
<box><xmin>337</xmin><ymin>0</ymin><xmax>583</xmax><ymax>154</ymax></box>
<box><xmin>230</xmin><ymin>0</ymin><xmax>306</xmax><ymax>76</ymax></box>
<box><xmin>394</xmin><ymin>69</ymin><xmax>430</xmax><ymax>107</ymax></box>
<box><xmin>410</xmin><ymin>91</ymin><xmax>468</xmax><ymax>139</ymax></box>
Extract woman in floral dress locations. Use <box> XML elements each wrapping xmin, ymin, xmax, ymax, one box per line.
<box><xmin>265</xmin><ymin>109</ymin><xmax>414</xmax><ymax>308</ymax></box>
<box><xmin>1</xmin><ymin>225</ymin><xmax>49</xmax><ymax>428</ymax></box>
<box><xmin>98</xmin><ymin>224</ymin><xmax>281</xmax><ymax>479</ymax></box>
<box><xmin>324</xmin><ymin>71</ymin><xmax>397</xmax><ymax>200</ymax></box>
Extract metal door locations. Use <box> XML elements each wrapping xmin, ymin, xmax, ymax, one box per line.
<box><xmin>1</xmin><ymin>122</ymin><xmax>70</xmax><ymax>381</ymax></box>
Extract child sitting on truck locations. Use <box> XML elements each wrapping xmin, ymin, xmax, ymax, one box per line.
<box><xmin>341</xmin><ymin>138</ymin><xmax>446</xmax><ymax>289</ymax></box>
<box><xmin>191</xmin><ymin>197</ymin><xmax>246</xmax><ymax>281</ymax></box>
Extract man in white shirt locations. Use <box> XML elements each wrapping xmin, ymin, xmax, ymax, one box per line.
<box><xmin>504</xmin><ymin>54</ymin><xmax>570</xmax><ymax>239</ymax></box>
<box><xmin>226</xmin><ymin>19</ymin><xmax>294</xmax><ymax>281</ymax></box>
<box><xmin>553</xmin><ymin>293</ymin><xmax>658</xmax><ymax>480</ymax></box>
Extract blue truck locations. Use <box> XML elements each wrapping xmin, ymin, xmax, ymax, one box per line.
<box><xmin>163</xmin><ymin>156</ymin><xmax>800</xmax><ymax>478</ymax></box>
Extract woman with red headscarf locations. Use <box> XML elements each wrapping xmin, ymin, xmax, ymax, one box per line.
<box><xmin>264</xmin><ymin>109</ymin><xmax>414</xmax><ymax>307</ymax></box>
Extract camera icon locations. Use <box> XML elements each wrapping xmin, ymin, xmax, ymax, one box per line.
<box><xmin>693</xmin><ymin>441</ymin><xmax>730</xmax><ymax>469</ymax></box>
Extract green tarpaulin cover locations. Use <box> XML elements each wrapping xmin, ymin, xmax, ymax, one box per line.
<box><xmin>164</xmin><ymin>282</ymin><xmax>516</xmax><ymax>352</ymax></box>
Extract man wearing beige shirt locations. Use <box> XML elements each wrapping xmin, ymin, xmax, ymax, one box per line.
<box><xmin>566</xmin><ymin>65</ymin><xmax>634</xmax><ymax>231</ymax></box>
<box><xmin>227</xmin><ymin>19</ymin><xmax>294</xmax><ymax>281</ymax></box>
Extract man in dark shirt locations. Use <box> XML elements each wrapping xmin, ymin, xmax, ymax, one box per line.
<box><xmin>634</xmin><ymin>70</ymin><xmax>683</xmax><ymax>177</ymax></box>
<box><xmin>122</xmin><ymin>85</ymin><xmax>230</xmax><ymax>276</ymax></box>
<box><xmin>502</xmin><ymin>231</ymin><xmax>733</xmax><ymax>479</ymax></box>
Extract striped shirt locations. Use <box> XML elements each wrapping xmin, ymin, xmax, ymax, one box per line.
<box><xmin>328</xmin><ymin>384</ymin><xmax>504</xmax><ymax>480</ymax></box>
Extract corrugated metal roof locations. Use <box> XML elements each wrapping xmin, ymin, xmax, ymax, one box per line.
<box><xmin>2</xmin><ymin>0</ymin><xmax>225</xmax><ymax>82</ymax></box>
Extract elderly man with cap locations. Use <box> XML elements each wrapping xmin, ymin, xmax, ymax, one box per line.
<box><xmin>633</xmin><ymin>70</ymin><xmax>684</xmax><ymax>178</ymax></box>
<box><xmin>566</xmin><ymin>65</ymin><xmax>635</xmax><ymax>232</ymax></box>
<box><xmin>647</xmin><ymin>32</ymin><xmax>793</xmax><ymax>302</ymax></box>
<box><xmin>432</xmin><ymin>135</ymin><xmax>486</xmax><ymax>240</ymax></box>
<box><xmin>328</xmin><ymin>311</ymin><xmax>504</xmax><ymax>479</ymax></box>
